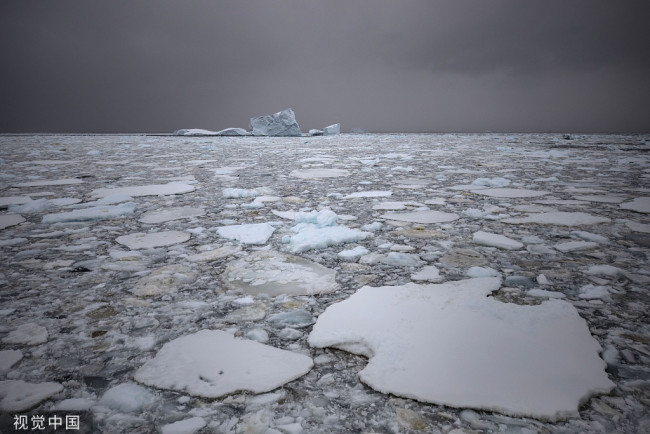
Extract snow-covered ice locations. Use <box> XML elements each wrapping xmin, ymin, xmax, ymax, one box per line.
<box><xmin>161</xmin><ymin>417</ymin><xmax>207</xmax><ymax>434</ymax></box>
<box><xmin>2</xmin><ymin>322</ymin><xmax>48</xmax><ymax>345</ymax></box>
<box><xmin>474</xmin><ymin>188</ymin><xmax>550</xmax><ymax>198</ymax></box>
<box><xmin>309</xmin><ymin>278</ymin><xmax>614</xmax><ymax>421</ymax></box>
<box><xmin>0</xmin><ymin>214</ymin><xmax>25</xmax><ymax>229</ymax></box>
<box><xmin>91</xmin><ymin>182</ymin><xmax>195</xmax><ymax>198</ymax></box>
<box><xmin>135</xmin><ymin>330</ymin><xmax>313</xmax><ymax>398</ymax></box>
<box><xmin>380</xmin><ymin>210</ymin><xmax>459</xmax><ymax>224</ymax></box>
<box><xmin>290</xmin><ymin>168</ymin><xmax>350</xmax><ymax>178</ymax></box>
<box><xmin>98</xmin><ymin>383</ymin><xmax>155</xmax><ymax>413</ymax></box>
<box><xmin>620</xmin><ymin>197</ymin><xmax>650</xmax><ymax>213</ymax></box>
<box><xmin>503</xmin><ymin>212</ymin><xmax>611</xmax><ymax>226</ymax></box>
<box><xmin>0</xmin><ymin>380</ymin><xmax>63</xmax><ymax>411</ymax></box>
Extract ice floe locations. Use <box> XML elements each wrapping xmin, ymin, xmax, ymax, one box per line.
<box><xmin>91</xmin><ymin>182</ymin><xmax>195</xmax><ymax>198</ymax></box>
<box><xmin>0</xmin><ymin>214</ymin><xmax>25</xmax><ymax>229</ymax></box>
<box><xmin>98</xmin><ymin>383</ymin><xmax>155</xmax><ymax>413</ymax></box>
<box><xmin>161</xmin><ymin>417</ymin><xmax>207</xmax><ymax>434</ymax></box>
<box><xmin>380</xmin><ymin>210</ymin><xmax>459</xmax><ymax>224</ymax></box>
<box><xmin>2</xmin><ymin>322</ymin><xmax>48</xmax><ymax>345</ymax></box>
<box><xmin>620</xmin><ymin>197</ymin><xmax>650</xmax><ymax>213</ymax></box>
<box><xmin>116</xmin><ymin>231</ymin><xmax>191</xmax><ymax>249</ymax></box>
<box><xmin>14</xmin><ymin>178</ymin><xmax>83</xmax><ymax>187</ymax></box>
<box><xmin>217</xmin><ymin>222</ymin><xmax>275</xmax><ymax>245</ymax></box>
<box><xmin>139</xmin><ymin>207</ymin><xmax>205</xmax><ymax>224</ymax></box>
<box><xmin>474</xmin><ymin>188</ymin><xmax>550</xmax><ymax>198</ymax></box>
<box><xmin>344</xmin><ymin>190</ymin><xmax>392</xmax><ymax>199</ymax></box>
<box><xmin>309</xmin><ymin>278</ymin><xmax>614</xmax><ymax>421</ymax></box>
<box><xmin>290</xmin><ymin>168</ymin><xmax>350</xmax><ymax>178</ymax></box>
<box><xmin>0</xmin><ymin>380</ymin><xmax>63</xmax><ymax>412</ymax></box>
<box><xmin>472</xmin><ymin>231</ymin><xmax>523</xmax><ymax>250</ymax></box>
<box><xmin>42</xmin><ymin>202</ymin><xmax>137</xmax><ymax>223</ymax></box>
<box><xmin>134</xmin><ymin>330</ymin><xmax>313</xmax><ymax>398</ymax></box>
<box><xmin>286</xmin><ymin>210</ymin><xmax>371</xmax><ymax>252</ymax></box>
<box><xmin>0</xmin><ymin>350</ymin><xmax>23</xmax><ymax>372</ymax></box>
<box><xmin>131</xmin><ymin>264</ymin><xmax>197</xmax><ymax>297</ymax></box>
<box><xmin>503</xmin><ymin>212</ymin><xmax>611</xmax><ymax>226</ymax></box>
<box><xmin>222</xmin><ymin>250</ymin><xmax>338</xmax><ymax>296</ymax></box>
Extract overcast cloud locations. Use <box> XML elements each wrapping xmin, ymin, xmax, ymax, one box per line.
<box><xmin>1</xmin><ymin>0</ymin><xmax>649</xmax><ymax>133</ymax></box>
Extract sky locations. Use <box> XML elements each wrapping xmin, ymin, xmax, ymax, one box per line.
<box><xmin>1</xmin><ymin>0</ymin><xmax>649</xmax><ymax>133</ymax></box>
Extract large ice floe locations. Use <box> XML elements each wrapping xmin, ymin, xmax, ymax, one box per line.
<box><xmin>308</xmin><ymin>278</ymin><xmax>614</xmax><ymax>421</ymax></box>
<box><xmin>503</xmin><ymin>212</ymin><xmax>611</xmax><ymax>226</ymax></box>
<box><xmin>222</xmin><ymin>250</ymin><xmax>338</xmax><ymax>296</ymax></box>
<box><xmin>134</xmin><ymin>330</ymin><xmax>313</xmax><ymax>398</ymax></box>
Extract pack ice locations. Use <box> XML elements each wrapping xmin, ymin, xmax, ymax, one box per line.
<box><xmin>308</xmin><ymin>278</ymin><xmax>614</xmax><ymax>421</ymax></box>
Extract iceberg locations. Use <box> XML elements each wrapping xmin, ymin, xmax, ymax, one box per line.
<box><xmin>250</xmin><ymin>108</ymin><xmax>302</xmax><ymax>137</ymax></box>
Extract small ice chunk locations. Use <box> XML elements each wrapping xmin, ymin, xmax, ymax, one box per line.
<box><xmin>288</xmin><ymin>210</ymin><xmax>371</xmax><ymax>253</ymax></box>
<box><xmin>527</xmin><ymin>289</ymin><xmax>566</xmax><ymax>299</ymax></box>
<box><xmin>290</xmin><ymin>168</ymin><xmax>350</xmax><ymax>178</ymax></box>
<box><xmin>625</xmin><ymin>220</ymin><xmax>650</xmax><ymax>233</ymax></box>
<box><xmin>217</xmin><ymin>223</ymin><xmax>275</xmax><ymax>245</ymax></box>
<box><xmin>473</xmin><ymin>231</ymin><xmax>523</xmax><ymax>250</ymax></box>
<box><xmin>411</xmin><ymin>265</ymin><xmax>442</xmax><ymax>282</ymax></box>
<box><xmin>537</xmin><ymin>274</ymin><xmax>550</xmax><ymax>285</ymax></box>
<box><xmin>245</xmin><ymin>328</ymin><xmax>270</xmax><ymax>343</ymax></box>
<box><xmin>0</xmin><ymin>196</ymin><xmax>32</xmax><ymax>207</ymax></box>
<box><xmin>161</xmin><ymin>417</ymin><xmax>207</xmax><ymax>434</ymax></box>
<box><xmin>338</xmin><ymin>246</ymin><xmax>370</xmax><ymax>259</ymax></box>
<box><xmin>579</xmin><ymin>285</ymin><xmax>612</xmax><ymax>300</ymax></box>
<box><xmin>466</xmin><ymin>266</ymin><xmax>500</xmax><ymax>278</ymax></box>
<box><xmin>475</xmin><ymin>188</ymin><xmax>549</xmax><ymax>198</ymax></box>
<box><xmin>344</xmin><ymin>190</ymin><xmax>392</xmax><ymax>199</ymax></box>
<box><xmin>2</xmin><ymin>323</ymin><xmax>48</xmax><ymax>345</ymax></box>
<box><xmin>52</xmin><ymin>398</ymin><xmax>96</xmax><ymax>411</ymax></box>
<box><xmin>381</xmin><ymin>252</ymin><xmax>423</xmax><ymax>267</ymax></box>
<box><xmin>98</xmin><ymin>383</ymin><xmax>155</xmax><ymax>413</ymax></box>
<box><xmin>0</xmin><ymin>380</ymin><xmax>63</xmax><ymax>411</ymax></box>
<box><xmin>471</xmin><ymin>177</ymin><xmax>511</xmax><ymax>188</ymax></box>
<box><xmin>222</xmin><ymin>187</ymin><xmax>274</xmax><ymax>198</ymax></box>
<box><xmin>278</xmin><ymin>328</ymin><xmax>302</xmax><ymax>340</ymax></box>
<box><xmin>585</xmin><ymin>265</ymin><xmax>624</xmax><ymax>277</ymax></box>
<box><xmin>131</xmin><ymin>264</ymin><xmax>197</xmax><ymax>297</ymax></box>
<box><xmin>134</xmin><ymin>330</ymin><xmax>313</xmax><ymax>398</ymax></box>
<box><xmin>361</xmin><ymin>222</ymin><xmax>383</xmax><ymax>231</ymax></box>
<box><xmin>268</xmin><ymin>310</ymin><xmax>314</xmax><ymax>329</ymax></box>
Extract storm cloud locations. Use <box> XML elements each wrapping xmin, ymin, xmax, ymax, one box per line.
<box><xmin>1</xmin><ymin>0</ymin><xmax>649</xmax><ymax>133</ymax></box>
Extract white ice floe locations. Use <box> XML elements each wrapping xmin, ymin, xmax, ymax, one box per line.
<box><xmin>0</xmin><ymin>380</ymin><xmax>63</xmax><ymax>412</ymax></box>
<box><xmin>134</xmin><ymin>330</ymin><xmax>313</xmax><ymax>398</ymax></box>
<box><xmin>0</xmin><ymin>196</ymin><xmax>32</xmax><ymax>207</ymax></box>
<box><xmin>131</xmin><ymin>264</ymin><xmax>197</xmax><ymax>297</ymax></box>
<box><xmin>579</xmin><ymin>285</ymin><xmax>614</xmax><ymax>301</ymax></box>
<box><xmin>222</xmin><ymin>250</ymin><xmax>338</xmax><ymax>296</ymax></box>
<box><xmin>338</xmin><ymin>246</ymin><xmax>370</xmax><ymax>259</ymax></box>
<box><xmin>554</xmin><ymin>241</ymin><xmax>599</xmax><ymax>252</ymax></box>
<box><xmin>308</xmin><ymin>278</ymin><xmax>614</xmax><ymax>421</ymax></box>
<box><xmin>42</xmin><ymin>202</ymin><xmax>137</xmax><ymax>224</ymax></box>
<box><xmin>571</xmin><ymin>231</ymin><xmax>609</xmax><ymax>244</ymax></box>
<box><xmin>361</xmin><ymin>222</ymin><xmax>383</xmax><ymax>231</ymax></box>
<box><xmin>222</xmin><ymin>187</ymin><xmax>274</xmax><ymax>198</ymax></box>
<box><xmin>0</xmin><ymin>350</ymin><xmax>23</xmax><ymax>371</ymax></box>
<box><xmin>91</xmin><ymin>182</ymin><xmax>195</xmax><ymax>198</ymax></box>
<box><xmin>380</xmin><ymin>210</ymin><xmax>459</xmax><ymax>224</ymax></box>
<box><xmin>98</xmin><ymin>383</ymin><xmax>155</xmax><ymax>413</ymax></box>
<box><xmin>503</xmin><ymin>212</ymin><xmax>610</xmax><ymax>226</ymax></box>
<box><xmin>381</xmin><ymin>252</ymin><xmax>423</xmax><ymax>267</ymax></box>
<box><xmin>161</xmin><ymin>417</ymin><xmax>207</xmax><ymax>434</ymax></box>
<box><xmin>139</xmin><ymin>207</ymin><xmax>205</xmax><ymax>224</ymax></box>
<box><xmin>2</xmin><ymin>323</ymin><xmax>48</xmax><ymax>345</ymax></box>
<box><xmin>14</xmin><ymin>178</ymin><xmax>83</xmax><ymax>187</ymax></box>
<box><xmin>67</xmin><ymin>193</ymin><xmax>133</xmax><ymax>209</ymax></box>
<box><xmin>217</xmin><ymin>223</ymin><xmax>275</xmax><ymax>245</ymax></box>
<box><xmin>466</xmin><ymin>266</ymin><xmax>500</xmax><ymax>278</ymax></box>
<box><xmin>527</xmin><ymin>289</ymin><xmax>566</xmax><ymax>299</ymax></box>
<box><xmin>0</xmin><ymin>214</ymin><xmax>25</xmax><ymax>229</ymax></box>
<box><xmin>290</xmin><ymin>168</ymin><xmax>350</xmax><ymax>179</ymax></box>
<box><xmin>286</xmin><ymin>210</ymin><xmax>371</xmax><ymax>253</ymax></box>
<box><xmin>472</xmin><ymin>231</ymin><xmax>523</xmax><ymax>250</ymax></box>
<box><xmin>116</xmin><ymin>231</ymin><xmax>191</xmax><ymax>249</ymax></box>
<box><xmin>411</xmin><ymin>265</ymin><xmax>442</xmax><ymax>282</ymax></box>
<box><xmin>625</xmin><ymin>220</ymin><xmax>650</xmax><ymax>233</ymax></box>
<box><xmin>584</xmin><ymin>265</ymin><xmax>624</xmax><ymax>277</ymax></box>
<box><xmin>573</xmin><ymin>195</ymin><xmax>627</xmax><ymax>203</ymax></box>
<box><xmin>620</xmin><ymin>197</ymin><xmax>650</xmax><ymax>213</ymax></box>
<box><xmin>474</xmin><ymin>188</ymin><xmax>550</xmax><ymax>198</ymax></box>
<box><xmin>52</xmin><ymin>398</ymin><xmax>96</xmax><ymax>411</ymax></box>
<box><xmin>344</xmin><ymin>191</ymin><xmax>392</xmax><ymax>199</ymax></box>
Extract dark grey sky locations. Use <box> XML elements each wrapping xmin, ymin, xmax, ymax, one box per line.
<box><xmin>1</xmin><ymin>1</ymin><xmax>649</xmax><ymax>133</ymax></box>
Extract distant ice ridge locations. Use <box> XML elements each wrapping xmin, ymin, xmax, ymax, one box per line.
<box><xmin>309</xmin><ymin>278</ymin><xmax>614</xmax><ymax>421</ymax></box>
<box><xmin>285</xmin><ymin>210</ymin><xmax>371</xmax><ymax>253</ymax></box>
